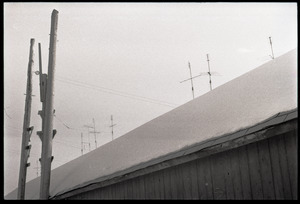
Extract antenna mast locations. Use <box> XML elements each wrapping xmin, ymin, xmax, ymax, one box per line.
<box><xmin>90</xmin><ymin>118</ymin><xmax>100</xmax><ymax>148</ymax></box>
<box><xmin>81</xmin><ymin>133</ymin><xmax>83</xmax><ymax>155</ymax></box>
<box><xmin>81</xmin><ymin>132</ymin><xmax>91</xmax><ymax>155</ymax></box>
<box><xmin>206</xmin><ymin>54</ymin><xmax>212</xmax><ymax>91</ymax></box>
<box><xmin>269</xmin><ymin>36</ymin><xmax>274</xmax><ymax>59</ymax></box>
<box><xmin>109</xmin><ymin>115</ymin><xmax>117</xmax><ymax>140</ymax></box>
<box><xmin>188</xmin><ymin>62</ymin><xmax>195</xmax><ymax>99</ymax></box>
<box><xmin>83</xmin><ymin>125</ymin><xmax>92</xmax><ymax>151</ymax></box>
<box><xmin>180</xmin><ymin>62</ymin><xmax>195</xmax><ymax>99</ymax></box>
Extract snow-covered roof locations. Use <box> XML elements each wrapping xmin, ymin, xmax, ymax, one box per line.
<box><xmin>6</xmin><ymin>49</ymin><xmax>297</xmax><ymax>199</ymax></box>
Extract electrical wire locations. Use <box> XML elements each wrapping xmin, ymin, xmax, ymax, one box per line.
<box><xmin>53</xmin><ymin>113</ymin><xmax>83</xmax><ymax>131</ymax></box>
<box><xmin>53</xmin><ymin>140</ymin><xmax>81</xmax><ymax>150</ymax></box>
<box><xmin>56</xmin><ymin>76</ymin><xmax>178</xmax><ymax>108</ymax></box>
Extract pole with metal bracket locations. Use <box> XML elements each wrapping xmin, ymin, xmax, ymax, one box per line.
<box><xmin>17</xmin><ymin>38</ymin><xmax>35</xmax><ymax>200</ymax></box>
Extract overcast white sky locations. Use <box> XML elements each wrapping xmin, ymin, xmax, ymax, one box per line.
<box><xmin>3</xmin><ymin>2</ymin><xmax>297</xmax><ymax>195</ymax></box>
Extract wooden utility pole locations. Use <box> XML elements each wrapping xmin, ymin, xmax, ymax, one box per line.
<box><xmin>39</xmin><ymin>9</ymin><xmax>59</xmax><ymax>200</ymax></box>
<box><xmin>17</xmin><ymin>38</ymin><xmax>35</xmax><ymax>200</ymax></box>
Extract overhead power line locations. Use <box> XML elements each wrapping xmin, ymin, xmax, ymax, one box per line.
<box><xmin>53</xmin><ymin>113</ymin><xmax>83</xmax><ymax>131</ymax></box>
<box><xmin>56</xmin><ymin>76</ymin><xmax>178</xmax><ymax>108</ymax></box>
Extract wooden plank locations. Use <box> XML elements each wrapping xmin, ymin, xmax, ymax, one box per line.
<box><xmin>86</xmin><ymin>189</ymin><xmax>95</xmax><ymax>199</ymax></box>
<box><xmin>169</xmin><ymin>165</ymin><xmax>179</xmax><ymax>199</ymax></box>
<box><xmin>284</xmin><ymin>130</ymin><xmax>297</xmax><ymax>200</ymax></box>
<box><xmin>122</xmin><ymin>180</ymin><xmax>128</xmax><ymax>199</ymax></box>
<box><xmin>152</xmin><ymin>171</ymin><xmax>160</xmax><ymax>199</ymax></box>
<box><xmin>101</xmin><ymin>187</ymin><xmax>107</xmax><ymax>199</ymax></box>
<box><xmin>144</xmin><ymin>173</ymin><xmax>155</xmax><ymax>199</ymax></box>
<box><xmin>139</xmin><ymin>176</ymin><xmax>146</xmax><ymax>199</ymax></box>
<box><xmin>276</xmin><ymin>134</ymin><xmax>293</xmax><ymax>199</ymax></box>
<box><xmin>163</xmin><ymin>167</ymin><xmax>172</xmax><ymax>199</ymax></box>
<box><xmin>223</xmin><ymin>151</ymin><xmax>235</xmax><ymax>199</ymax></box>
<box><xmin>109</xmin><ymin>183</ymin><xmax>117</xmax><ymax>200</ymax></box>
<box><xmin>96</xmin><ymin>188</ymin><xmax>102</xmax><ymax>199</ymax></box>
<box><xmin>126</xmin><ymin>179</ymin><xmax>133</xmax><ymax>199</ymax></box>
<box><xmin>210</xmin><ymin>153</ymin><xmax>226</xmax><ymax>199</ymax></box>
<box><xmin>238</xmin><ymin>145</ymin><xmax>252</xmax><ymax>199</ymax></box>
<box><xmin>133</xmin><ymin>175</ymin><xmax>145</xmax><ymax>199</ymax></box>
<box><xmin>196</xmin><ymin>158</ymin><xmax>208</xmax><ymax>199</ymax></box>
<box><xmin>107</xmin><ymin>185</ymin><xmax>113</xmax><ymax>199</ymax></box>
<box><xmin>157</xmin><ymin>170</ymin><xmax>165</xmax><ymax>199</ymax></box>
<box><xmin>93</xmin><ymin>189</ymin><xmax>99</xmax><ymax>199</ymax></box>
<box><xmin>268</xmin><ymin>136</ymin><xmax>284</xmax><ymax>199</ymax></box>
<box><xmin>257</xmin><ymin>139</ymin><xmax>275</xmax><ymax>199</ymax></box>
<box><xmin>114</xmin><ymin>182</ymin><xmax>121</xmax><ymax>199</ymax></box>
<box><xmin>189</xmin><ymin>160</ymin><xmax>199</xmax><ymax>199</ymax></box>
<box><xmin>227</xmin><ymin>148</ymin><xmax>243</xmax><ymax>199</ymax></box>
<box><xmin>116</xmin><ymin>181</ymin><xmax>125</xmax><ymax>199</ymax></box>
<box><xmin>113</xmin><ymin>182</ymin><xmax>120</xmax><ymax>199</ymax></box>
<box><xmin>168</xmin><ymin>166</ymin><xmax>176</xmax><ymax>199</ymax></box>
<box><xmin>175</xmin><ymin>164</ymin><xmax>184</xmax><ymax>199</ymax></box>
<box><xmin>181</xmin><ymin>162</ymin><xmax>193</xmax><ymax>199</ymax></box>
<box><xmin>204</xmin><ymin>156</ymin><xmax>214</xmax><ymax>199</ymax></box>
<box><xmin>150</xmin><ymin>173</ymin><xmax>156</xmax><ymax>199</ymax></box>
<box><xmin>104</xmin><ymin>187</ymin><xmax>111</xmax><ymax>199</ymax></box>
<box><xmin>131</xmin><ymin>176</ymin><xmax>139</xmax><ymax>199</ymax></box>
<box><xmin>247</xmin><ymin>142</ymin><xmax>264</xmax><ymax>199</ymax></box>
<box><xmin>98</xmin><ymin>187</ymin><xmax>104</xmax><ymax>199</ymax></box>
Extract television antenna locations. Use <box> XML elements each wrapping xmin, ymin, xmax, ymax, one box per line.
<box><xmin>180</xmin><ymin>61</ymin><xmax>195</xmax><ymax>99</ymax></box>
<box><xmin>269</xmin><ymin>36</ymin><xmax>275</xmax><ymax>59</ymax></box>
<box><xmin>109</xmin><ymin>115</ymin><xmax>117</xmax><ymax>140</ymax></box>
<box><xmin>83</xmin><ymin>125</ymin><xmax>92</xmax><ymax>151</ymax></box>
<box><xmin>180</xmin><ymin>54</ymin><xmax>221</xmax><ymax>93</ymax></box>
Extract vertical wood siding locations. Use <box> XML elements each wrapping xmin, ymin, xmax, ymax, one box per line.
<box><xmin>69</xmin><ymin>129</ymin><xmax>297</xmax><ymax>200</ymax></box>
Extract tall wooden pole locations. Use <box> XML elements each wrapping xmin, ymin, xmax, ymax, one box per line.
<box><xmin>17</xmin><ymin>38</ymin><xmax>35</xmax><ymax>200</ymax></box>
<box><xmin>39</xmin><ymin>9</ymin><xmax>58</xmax><ymax>199</ymax></box>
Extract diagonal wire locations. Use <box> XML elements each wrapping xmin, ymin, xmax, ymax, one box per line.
<box><xmin>56</xmin><ymin>76</ymin><xmax>178</xmax><ymax>108</ymax></box>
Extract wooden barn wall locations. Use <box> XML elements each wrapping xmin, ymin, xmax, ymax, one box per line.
<box><xmin>68</xmin><ymin>129</ymin><xmax>297</xmax><ymax>200</ymax></box>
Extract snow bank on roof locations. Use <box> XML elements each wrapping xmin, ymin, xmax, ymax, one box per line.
<box><xmin>5</xmin><ymin>49</ymin><xmax>297</xmax><ymax>199</ymax></box>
